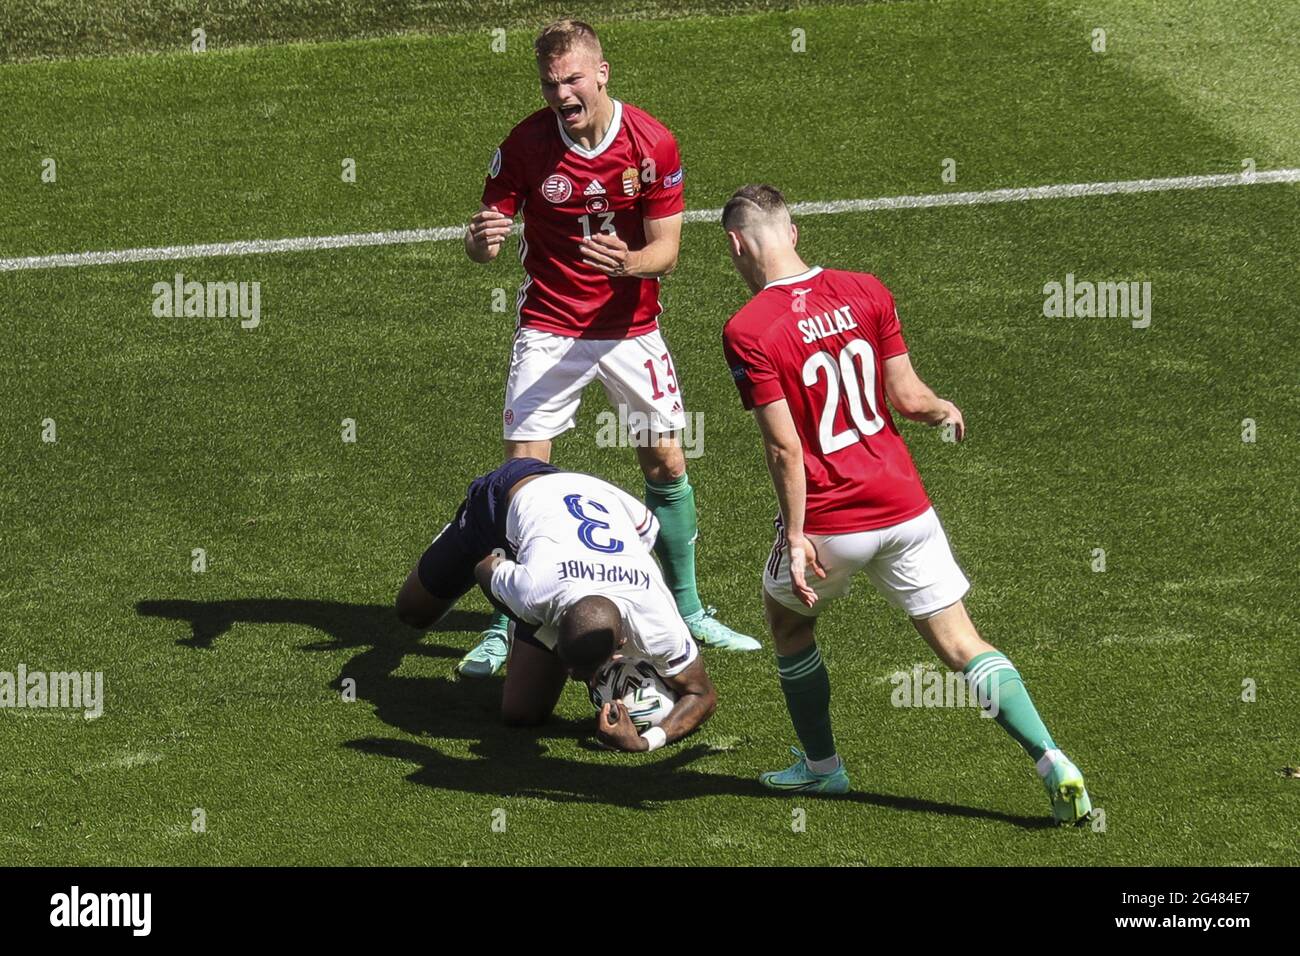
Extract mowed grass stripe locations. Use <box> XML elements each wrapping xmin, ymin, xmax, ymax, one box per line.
<box><xmin>3</xmin><ymin>168</ymin><xmax>1297</xmax><ymax>272</ymax></box>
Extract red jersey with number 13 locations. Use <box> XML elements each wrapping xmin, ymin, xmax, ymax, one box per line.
<box><xmin>722</xmin><ymin>267</ymin><xmax>931</xmax><ymax>534</ymax></box>
<box><xmin>482</xmin><ymin>100</ymin><xmax>685</xmax><ymax>340</ymax></box>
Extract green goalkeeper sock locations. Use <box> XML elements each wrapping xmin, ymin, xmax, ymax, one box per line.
<box><xmin>645</xmin><ymin>474</ymin><xmax>703</xmax><ymax>619</ymax></box>
<box><xmin>777</xmin><ymin>643</ymin><xmax>836</xmax><ymax>763</ymax></box>
<box><xmin>963</xmin><ymin>650</ymin><xmax>1057</xmax><ymax>761</ymax></box>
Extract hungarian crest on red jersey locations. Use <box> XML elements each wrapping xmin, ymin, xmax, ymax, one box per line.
<box><xmin>621</xmin><ymin>166</ymin><xmax>640</xmax><ymax>197</ymax></box>
<box><xmin>542</xmin><ymin>174</ymin><xmax>573</xmax><ymax>203</ymax></box>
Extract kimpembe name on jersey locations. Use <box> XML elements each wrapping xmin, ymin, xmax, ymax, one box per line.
<box><xmin>490</xmin><ymin>472</ymin><xmax>698</xmax><ymax>677</ymax></box>
<box><xmin>556</xmin><ymin>559</ymin><xmax>652</xmax><ymax>589</ymax></box>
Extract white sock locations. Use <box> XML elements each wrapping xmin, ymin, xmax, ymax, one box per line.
<box><xmin>805</xmin><ymin>754</ymin><xmax>841</xmax><ymax>775</ymax></box>
<box><xmin>1036</xmin><ymin>747</ymin><xmax>1065</xmax><ymax>778</ymax></box>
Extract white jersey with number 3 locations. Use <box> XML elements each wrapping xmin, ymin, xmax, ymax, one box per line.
<box><xmin>488</xmin><ymin>472</ymin><xmax>698</xmax><ymax>677</ymax></box>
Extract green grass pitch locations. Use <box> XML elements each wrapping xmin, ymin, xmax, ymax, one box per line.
<box><xmin>1</xmin><ymin>0</ymin><xmax>1297</xmax><ymax>865</ymax></box>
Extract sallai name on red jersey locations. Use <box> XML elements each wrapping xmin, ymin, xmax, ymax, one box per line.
<box><xmin>722</xmin><ymin>267</ymin><xmax>931</xmax><ymax>534</ymax></box>
<box><xmin>482</xmin><ymin>100</ymin><xmax>684</xmax><ymax>340</ymax></box>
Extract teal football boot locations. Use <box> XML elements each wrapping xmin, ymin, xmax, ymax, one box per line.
<box><xmin>684</xmin><ymin>606</ymin><xmax>761</xmax><ymax>652</ymax></box>
<box><xmin>456</xmin><ymin>627</ymin><xmax>510</xmax><ymax>679</ymax></box>
<box><xmin>759</xmin><ymin>747</ymin><xmax>851</xmax><ymax>794</ymax></box>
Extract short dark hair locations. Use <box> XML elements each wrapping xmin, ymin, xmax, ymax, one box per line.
<box><xmin>722</xmin><ymin>183</ymin><xmax>789</xmax><ymax>230</ymax></box>
<box><xmin>555</xmin><ymin>595</ymin><xmax>621</xmax><ymax>678</ymax></box>
<box><xmin>535</xmin><ymin>18</ymin><xmax>603</xmax><ymax>62</ymax></box>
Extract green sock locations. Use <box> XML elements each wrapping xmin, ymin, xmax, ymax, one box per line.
<box><xmin>776</xmin><ymin>644</ymin><xmax>836</xmax><ymax>763</ymax></box>
<box><xmin>486</xmin><ymin>611</ymin><xmax>509</xmax><ymax>636</ymax></box>
<box><xmin>963</xmin><ymin>651</ymin><xmax>1057</xmax><ymax>761</ymax></box>
<box><xmin>645</xmin><ymin>474</ymin><xmax>703</xmax><ymax>619</ymax></box>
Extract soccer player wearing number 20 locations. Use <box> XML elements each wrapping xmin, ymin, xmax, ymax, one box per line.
<box><xmin>719</xmin><ymin>185</ymin><xmax>1091</xmax><ymax>824</ymax></box>
<box><xmin>459</xmin><ymin>18</ymin><xmax>759</xmax><ymax>677</ymax></box>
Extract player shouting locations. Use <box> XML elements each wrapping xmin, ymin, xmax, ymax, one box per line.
<box><xmin>395</xmin><ymin>458</ymin><xmax>717</xmax><ymax>752</ymax></box>
<box><xmin>458</xmin><ymin>17</ymin><xmax>758</xmax><ymax>677</ymax></box>
<box><xmin>718</xmin><ymin>184</ymin><xmax>1091</xmax><ymax>824</ymax></box>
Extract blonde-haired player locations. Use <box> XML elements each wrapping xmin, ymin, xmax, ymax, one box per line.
<box><xmin>457</xmin><ymin>19</ymin><xmax>759</xmax><ymax>677</ymax></box>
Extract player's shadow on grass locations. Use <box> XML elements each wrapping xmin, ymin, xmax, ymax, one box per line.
<box><xmin>136</xmin><ymin>597</ymin><xmax>586</xmax><ymax>743</ymax></box>
<box><xmin>137</xmin><ymin>598</ymin><xmax>1049</xmax><ymax>826</ymax></box>
<box><xmin>346</xmin><ymin>734</ymin><xmax>1053</xmax><ymax>826</ymax></box>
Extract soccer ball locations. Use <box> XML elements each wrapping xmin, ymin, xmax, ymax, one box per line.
<box><xmin>589</xmin><ymin>658</ymin><xmax>676</xmax><ymax>732</ymax></box>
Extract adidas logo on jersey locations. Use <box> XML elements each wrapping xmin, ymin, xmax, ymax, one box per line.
<box><xmin>584</xmin><ymin>179</ymin><xmax>606</xmax><ymax>195</ymax></box>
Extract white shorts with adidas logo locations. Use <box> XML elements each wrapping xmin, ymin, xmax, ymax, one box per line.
<box><xmin>502</xmin><ymin>327</ymin><xmax>689</xmax><ymax>441</ymax></box>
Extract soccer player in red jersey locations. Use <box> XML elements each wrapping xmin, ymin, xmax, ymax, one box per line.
<box><xmin>719</xmin><ymin>185</ymin><xmax>1091</xmax><ymax>824</ymax></box>
<box><xmin>453</xmin><ymin>19</ymin><xmax>758</xmax><ymax>677</ymax></box>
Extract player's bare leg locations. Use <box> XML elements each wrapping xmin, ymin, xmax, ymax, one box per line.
<box><xmin>503</xmin><ymin>439</ymin><xmax>553</xmax><ymax>462</ymax></box>
<box><xmin>908</xmin><ymin>598</ymin><xmax>994</xmax><ymax>670</ymax></box>
<box><xmin>635</xmin><ymin>432</ymin><xmax>760</xmax><ymax>652</ymax></box>
<box><xmin>757</xmin><ymin>591</ymin><xmax>849</xmax><ymax>794</ymax></box>
<box><xmin>500</xmin><ymin>629</ymin><xmax>568</xmax><ymax>726</ymax></box>
<box><xmin>456</xmin><ymin>439</ymin><xmax>559</xmax><ymax>679</ymax></box>
<box><xmin>911</xmin><ymin>600</ymin><xmax>1092</xmax><ymax>824</ymax></box>
<box><xmin>395</xmin><ymin>566</ymin><xmax>459</xmax><ymax>630</ymax></box>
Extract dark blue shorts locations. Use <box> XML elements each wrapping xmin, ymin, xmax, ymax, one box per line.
<box><xmin>416</xmin><ymin>458</ymin><xmax>560</xmax><ymax>601</ymax></box>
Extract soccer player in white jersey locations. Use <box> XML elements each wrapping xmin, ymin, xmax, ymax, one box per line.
<box><xmin>396</xmin><ymin>458</ymin><xmax>717</xmax><ymax>751</ymax></box>
<box><xmin>719</xmin><ymin>185</ymin><xmax>1091</xmax><ymax>824</ymax></box>
<box><xmin>457</xmin><ymin>17</ymin><xmax>759</xmax><ymax>678</ymax></box>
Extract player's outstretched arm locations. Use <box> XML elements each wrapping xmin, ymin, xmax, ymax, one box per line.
<box><xmin>657</xmin><ymin>657</ymin><xmax>717</xmax><ymax>742</ymax></box>
<box><xmin>598</xmin><ymin>656</ymin><xmax>716</xmax><ymax>752</ymax></box>
<box><xmin>883</xmin><ymin>352</ymin><xmax>965</xmax><ymax>440</ymax></box>
<box><xmin>753</xmin><ymin>399</ymin><xmax>806</xmax><ymax>533</ymax></box>
<box><xmin>476</xmin><ymin>553</ymin><xmax>525</xmax><ymax>618</ymax></box>
<box><xmin>465</xmin><ymin>204</ymin><xmax>513</xmax><ymax>263</ymax></box>
<box><xmin>754</xmin><ymin>399</ymin><xmax>826</xmax><ymax>606</ymax></box>
<box><xmin>634</xmin><ymin>212</ymin><xmax>682</xmax><ymax>277</ymax></box>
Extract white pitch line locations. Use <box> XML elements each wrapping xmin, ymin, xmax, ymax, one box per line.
<box><xmin>2</xmin><ymin>168</ymin><xmax>1296</xmax><ymax>273</ymax></box>
<box><xmin>773</xmin><ymin>167</ymin><xmax>1300</xmax><ymax>219</ymax></box>
<box><xmin>0</xmin><ymin>225</ymin><xmax>465</xmax><ymax>273</ymax></box>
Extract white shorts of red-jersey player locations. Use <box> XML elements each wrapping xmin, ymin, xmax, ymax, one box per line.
<box><xmin>764</xmin><ymin>507</ymin><xmax>970</xmax><ymax>619</ymax></box>
<box><xmin>502</xmin><ymin>327</ymin><xmax>689</xmax><ymax>442</ymax></box>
